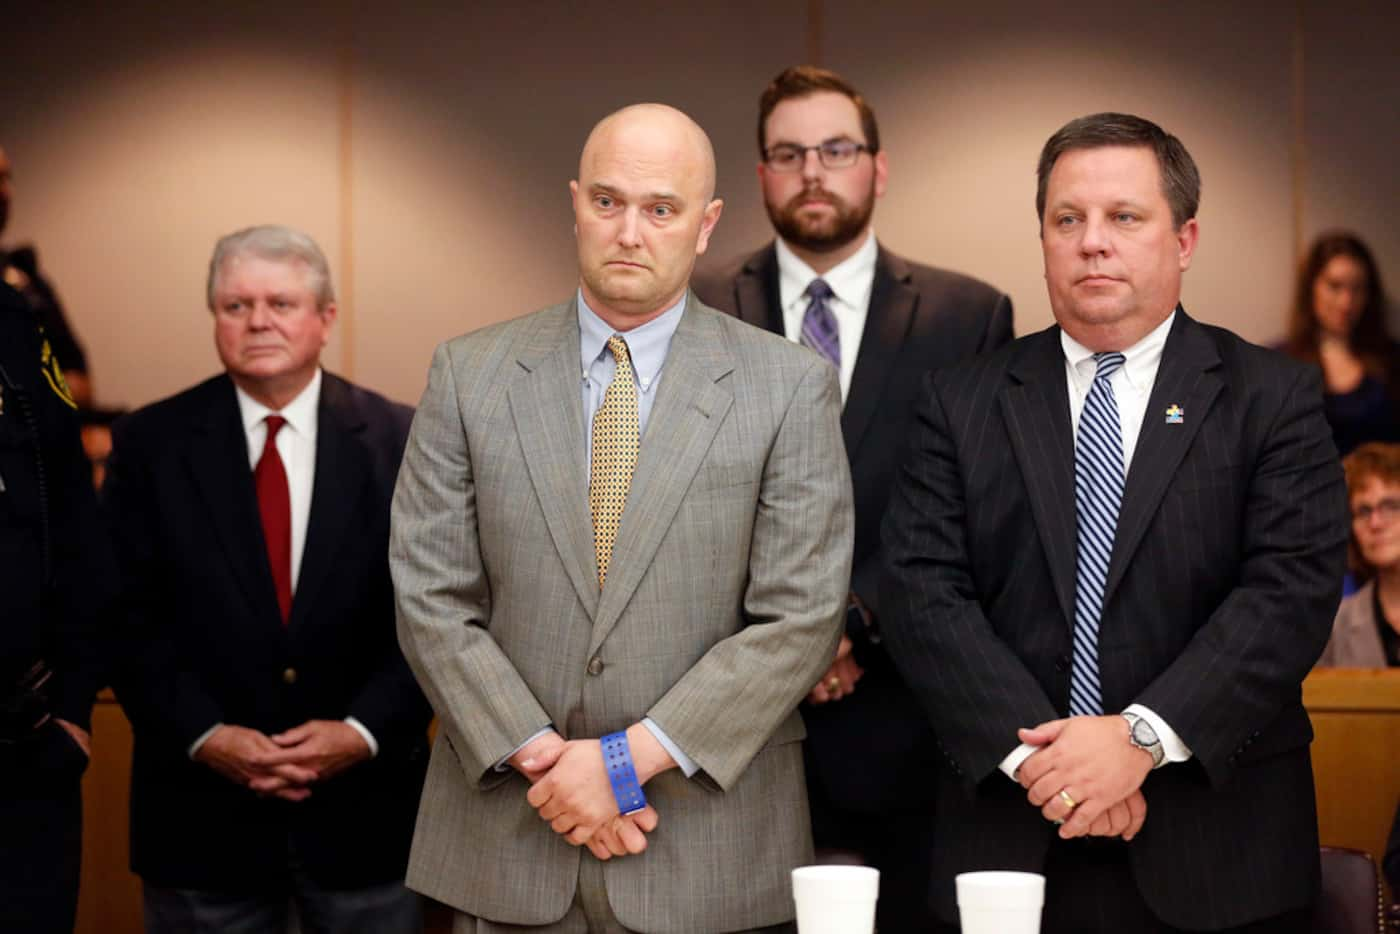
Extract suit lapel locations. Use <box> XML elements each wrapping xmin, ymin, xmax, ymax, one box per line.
<box><xmin>1000</xmin><ymin>328</ymin><xmax>1079</xmax><ymax>629</ymax></box>
<box><xmin>1102</xmin><ymin>310</ymin><xmax>1223</xmax><ymax>606</ymax></box>
<box><xmin>508</xmin><ymin>303</ymin><xmax>600</xmax><ymax>620</ymax></box>
<box><xmin>588</xmin><ymin>298</ymin><xmax>735</xmax><ymax>656</ymax></box>
<box><xmin>732</xmin><ymin>245</ymin><xmax>785</xmax><ymax>335</ymax></box>
<box><xmin>289</xmin><ymin>374</ymin><xmax>369</xmax><ymax>631</ymax></box>
<box><xmin>841</xmin><ymin>248</ymin><xmax>916</xmax><ymax>459</ymax></box>
<box><xmin>185</xmin><ymin>377</ymin><xmax>284</xmax><ymax>626</ymax></box>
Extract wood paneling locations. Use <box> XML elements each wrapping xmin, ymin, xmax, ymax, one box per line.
<box><xmin>1305</xmin><ymin>668</ymin><xmax>1400</xmax><ymax>900</ymax></box>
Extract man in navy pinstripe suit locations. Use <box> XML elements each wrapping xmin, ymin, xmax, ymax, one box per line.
<box><xmin>882</xmin><ymin>113</ymin><xmax>1347</xmax><ymax>932</ymax></box>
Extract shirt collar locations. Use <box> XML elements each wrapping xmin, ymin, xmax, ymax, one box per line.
<box><xmin>1060</xmin><ymin>309</ymin><xmax>1176</xmax><ymax>394</ymax></box>
<box><xmin>775</xmin><ymin>228</ymin><xmax>877</xmax><ymax>310</ymax></box>
<box><xmin>577</xmin><ymin>290</ymin><xmax>686</xmax><ymax>388</ymax></box>
<box><xmin>234</xmin><ymin>367</ymin><xmax>322</xmax><ymax>439</ymax></box>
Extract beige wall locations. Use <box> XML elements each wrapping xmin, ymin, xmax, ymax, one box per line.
<box><xmin>4</xmin><ymin>1</ymin><xmax>1397</xmax><ymax>410</ymax></box>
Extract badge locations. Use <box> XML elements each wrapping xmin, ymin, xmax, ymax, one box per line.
<box><xmin>39</xmin><ymin>337</ymin><xmax>76</xmax><ymax>409</ymax></box>
<box><xmin>1164</xmin><ymin>404</ymin><xmax>1184</xmax><ymax>425</ymax></box>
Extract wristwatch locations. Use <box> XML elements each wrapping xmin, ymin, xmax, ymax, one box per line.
<box><xmin>1121</xmin><ymin>712</ymin><xmax>1165</xmax><ymax>768</ymax></box>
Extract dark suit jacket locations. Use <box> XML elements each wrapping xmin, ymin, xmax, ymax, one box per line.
<box><xmin>880</xmin><ymin>309</ymin><xmax>1348</xmax><ymax>928</ymax></box>
<box><xmin>693</xmin><ymin>243</ymin><xmax>1012</xmax><ymax>812</ymax></box>
<box><xmin>105</xmin><ymin>372</ymin><xmax>431</xmax><ymax>891</ymax></box>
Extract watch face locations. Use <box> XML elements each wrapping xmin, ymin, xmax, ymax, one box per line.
<box><xmin>1132</xmin><ymin>718</ymin><xmax>1159</xmax><ymax>747</ymax></box>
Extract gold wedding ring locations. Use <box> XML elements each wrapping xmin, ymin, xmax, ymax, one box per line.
<box><xmin>1058</xmin><ymin>789</ymin><xmax>1078</xmax><ymax>811</ymax></box>
<box><xmin>827</xmin><ymin>677</ymin><xmax>841</xmax><ymax>692</ymax></box>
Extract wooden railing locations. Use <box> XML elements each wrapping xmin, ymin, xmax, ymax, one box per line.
<box><xmin>1305</xmin><ymin>667</ymin><xmax>1400</xmax><ymax>903</ymax></box>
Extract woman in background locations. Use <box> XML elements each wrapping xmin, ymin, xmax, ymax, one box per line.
<box><xmin>1282</xmin><ymin>232</ymin><xmax>1398</xmax><ymax>456</ymax></box>
<box><xmin>1319</xmin><ymin>442</ymin><xmax>1400</xmax><ymax>667</ymax></box>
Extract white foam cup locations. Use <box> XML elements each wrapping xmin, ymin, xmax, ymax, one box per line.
<box><xmin>955</xmin><ymin>870</ymin><xmax>1045</xmax><ymax>934</ymax></box>
<box><xmin>791</xmin><ymin>865</ymin><xmax>880</xmax><ymax>934</ymax></box>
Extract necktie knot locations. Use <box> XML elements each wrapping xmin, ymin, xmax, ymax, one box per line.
<box><xmin>1093</xmin><ymin>351</ymin><xmax>1126</xmax><ymax>382</ymax></box>
<box><xmin>260</xmin><ymin>414</ymin><xmax>287</xmax><ymax>458</ymax></box>
<box><xmin>606</xmin><ymin>335</ymin><xmax>632</xmax><ymax>371</ymax></box>
<box><xmin>805</xmin><ymin>278</ymin><xmax>833</xmax><ymax>301</ymax></box>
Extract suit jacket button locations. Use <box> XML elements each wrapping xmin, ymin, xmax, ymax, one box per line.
<box><xmin>1055</xmin><ymin>654</ymin><xmax>1071</xmax><ymax>672</ymax></box>
<box><xmin>586</xmin><ymin>657</ymin><xmax>604</xmax><ymax>676</ymax></box>
<box><xmin>282</xmin><ymin>667</ymin><xmax>298</xmax><ymax>685</ymax></box>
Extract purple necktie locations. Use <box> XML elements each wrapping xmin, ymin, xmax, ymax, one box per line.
<box><xmin>799</xmin><ymin>278</ymin><xmax>839</xmax><ymax>369</ymax></box>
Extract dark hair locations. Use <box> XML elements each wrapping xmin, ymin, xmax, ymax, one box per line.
<box><xmin>1283</xmin><ymin>231</ymin><xmax>1391</xmax><ymax>379</ymax></box>
<box><xmin>1035</xmin><ymin>112</ymin><xmax>1201</xmax><ymax>229</ymax></box>
<box><xmin>757</xmin><ymin>66</ymin><xmax>880</xmax><ymax>158</ymax></box>
<box><xmin>1343</xmin><ymin>442</ymin><xmax>1400</xmax><ymax>578</ymax></box>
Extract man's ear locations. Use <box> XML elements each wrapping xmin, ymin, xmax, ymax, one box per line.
<box><xmin>695</xmin><ymin>199</ymin><xmax>725</xmax><ymax>256</ymax></box>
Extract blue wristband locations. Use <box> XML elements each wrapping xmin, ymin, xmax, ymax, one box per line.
<box><xmin>600</xmin><ymin>731</ymin><xmax>647</xmax><ymax>815</ymax></box>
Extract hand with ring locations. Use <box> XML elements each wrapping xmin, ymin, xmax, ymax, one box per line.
<box><xmin>1053</xmin><ymin>788</ymin><xmax>1077</xmax><ymax>824</ymax></box>
<box><xmin>805</xmin><ymin>635</ymin><xmax>864</xmax><ymax>705</ymax></box>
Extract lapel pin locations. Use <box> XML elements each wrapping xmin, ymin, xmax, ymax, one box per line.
<box><xmin>1165</xmin><ymin>404</ymin><xmax>1184</xmax><ymax>425</ymax></box>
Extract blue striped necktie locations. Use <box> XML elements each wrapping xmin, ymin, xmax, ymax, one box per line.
<box><xmin>799</xmin><ymin>278</ymin><xmax>839</xmax><ymax>368</ymax></box>
<box><xmin>1070</xmin><ymin>351</ymin><xmax>1126</xmax><ymax>717</ymax></box>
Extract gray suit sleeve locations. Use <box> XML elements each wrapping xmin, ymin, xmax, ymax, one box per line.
<box><xmin>392</xmin><ymin>342</ymin><xmax>552</xmax><ymax>786</ymax></box>
<box><xmin>647</xmin><ymin>358</ymin><xmax>853</xmax><ymax>790</ymax></box>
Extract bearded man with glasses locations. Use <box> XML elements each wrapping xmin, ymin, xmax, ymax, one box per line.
<box><xmin>695</xmin><ymin>65</ymin><xmax>1013</xmax><ymax>932</ymax></box>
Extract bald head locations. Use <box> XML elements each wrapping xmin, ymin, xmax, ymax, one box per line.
<box><xmin>570</xmin><ymin>102</ymin><xmax>724</xmax><ymax>330</ymax></box>
<box><xmin>579</xmin><ymin>103</ymin><xmax>717</xmax><ymax>202</ymax></box>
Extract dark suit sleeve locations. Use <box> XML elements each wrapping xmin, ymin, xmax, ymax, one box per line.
<box><xmin>344</xmin><ymin>405</ymin><xmax>432</xmax><ymax>748</ymax></box>
<box><xmin>1134</xmin><ymin>364</ymin><xmax>1346</xmax><ymax>786</ymax></box>
<box><xmin>33</xmin><ymin>345</ymin><xmax>114</xmax><ymax>728</ymax></box>
<box><xmin>880</xmin><ymin>372</ymin><xmax>1061</xmax><ymax>781</ymax></box>
<box><xmin>104</xmin><ymin>417</ymin><xmax>225</xmax><ymax>747</ymax></box>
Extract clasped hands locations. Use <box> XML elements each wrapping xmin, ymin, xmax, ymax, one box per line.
<box><xmin>1014</xmin><ymin>714</ymin><xmax>1153</xmax><ymax>841</ymax></box>
<box><xmin>193</xmin><ymin>720</ymin><xmax>371</xmax><ymax>801</ymax></box>
<box><xmin>518</xmin><ymin>726</ymin><xmax>667</xmax><ymax>862</ymax></box>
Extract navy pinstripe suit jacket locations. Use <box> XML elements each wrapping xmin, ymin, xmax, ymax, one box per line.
<box><xmin>881</xmin><ymin>308</ymin><xmax>1348</xmax><ymax>929</ymax></box>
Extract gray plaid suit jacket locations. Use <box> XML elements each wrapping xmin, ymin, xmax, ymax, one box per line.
<box><xmin>390</xmin><ymin>294</ymin><xmax>854</xmax><ymax>932</ymax></box>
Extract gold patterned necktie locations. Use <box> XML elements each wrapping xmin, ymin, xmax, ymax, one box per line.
<box><xmin>589</xmin><ymin>335</ymin><xmax>640</xmax><ymax>587</ymax></box>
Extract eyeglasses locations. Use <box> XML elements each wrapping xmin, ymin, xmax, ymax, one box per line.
<box><xmin>763</xmin><ymin>139</ymin><xmax>872</xmax><ymax>172</ymax></box>
<box><xmin>1352</xmin><ymin>498</ymin><xmax>1400</xmax><ymax>522</ymax></box>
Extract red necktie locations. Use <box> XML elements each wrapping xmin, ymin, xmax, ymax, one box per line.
<box><xmin>255</xmin><ymin>415</ymin><xmax>292</xmax><ymax>624</ymax></box>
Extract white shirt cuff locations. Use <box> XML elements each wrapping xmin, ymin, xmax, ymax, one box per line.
<box><xmin>187</xmin><ymin>723</ymin><xmax>223</xmax><ymax>759</ymax></box>
<box><xmin>999</xmin><ymin>742</ymin><xmax>1038</xmax><ymax>781</ymax></box>
<box><xmin>1123</xmin><ymin>704</ymin><xmax>1192</xmax><ymax>765</ymax></box>
<box><xmin>643</xmin><ymin>717</ymin><xmax>698</xmax><ymax>777</ymax></box>
<box><xmin>494</xmin><ymin>726</ymin><xmax>555</xmax><ymax>772</ymax></box>
<box><xmin>344</xmin><ymin>717</ymin><xmax>379</xmax><ymax>758</ymax></box>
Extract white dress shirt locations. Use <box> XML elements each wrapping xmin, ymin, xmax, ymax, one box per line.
<box><xmin>189</xmin><ymin>369</ymin><xmax>378</xmax><ymax>758</ymax></box>
<box><xmin>775</xmin><ymin>230</ymin><xmax>878</xmax><ymax>404</ymax></box>
<box><xmin>1000</xmin><ymin>311</ymin><xmax>1192</xmax><ymax>781</ymax></box>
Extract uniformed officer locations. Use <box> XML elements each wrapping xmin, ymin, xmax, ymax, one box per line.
<box><xmin>0</xmin><ymin>279</ymin><xmax>114</xmax><ymax>933</ymax></box>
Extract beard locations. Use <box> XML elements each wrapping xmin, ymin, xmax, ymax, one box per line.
<box><xmin>765</xmin><ymin>182</ymin><xmax>875</xmax><ymax>254</ymax></box>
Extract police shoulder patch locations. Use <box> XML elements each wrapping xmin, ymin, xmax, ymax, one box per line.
<box><xmin>39</xmin><ymin>337</ymin><xmax>76</xmax><ymax>409</ymax></box>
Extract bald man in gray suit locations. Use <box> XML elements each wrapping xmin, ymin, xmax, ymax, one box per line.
<box><xmin>391</xmin><ymin>103</ymin><xmax>853</xmax><ymax>933</ymax></box>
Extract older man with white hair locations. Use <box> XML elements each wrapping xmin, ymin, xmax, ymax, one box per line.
<box><xmin>105</xmin><ymin>224</ymin><xmax>432</xmax><ymax>933</ymax></box>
